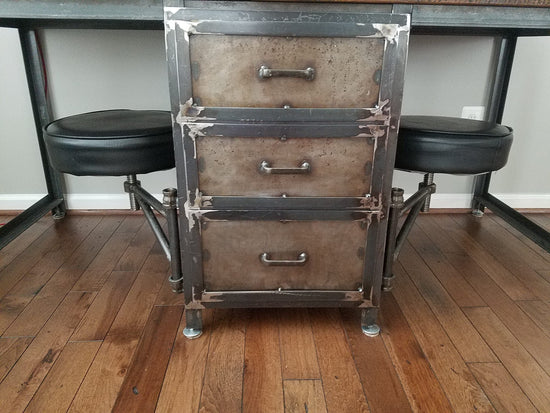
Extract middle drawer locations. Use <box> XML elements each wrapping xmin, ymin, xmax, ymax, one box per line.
<box><xmin>196</xmin><ymin>135</ymin><xmax>375</xmax><ymax>197</ymax></box>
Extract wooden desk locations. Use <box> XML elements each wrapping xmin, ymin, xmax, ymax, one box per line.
<box><xmin>1</xmin><ymin>0</ymin><xmax>549</xmax><ymax>252</ymax></box>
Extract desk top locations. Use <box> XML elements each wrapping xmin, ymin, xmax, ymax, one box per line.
<box><xmin>0</xmin><ymin>0</ymin><xmax>549</xmax><ymax>34</ymax></box>
<box><xmin>266</xmin><ymin>0</ymin><xmax>548</xmax><ymax>5</ymax></box>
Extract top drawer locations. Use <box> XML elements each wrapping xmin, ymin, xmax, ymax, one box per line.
<box><xmin>189</xmin><ymin>35</ymin><xmax>384</xmax><ymax>109</ymax></box>
<box><xmin>166</xmin><ymin>8</ymin><xmax>410</xmax><ymax>123</ymax></box>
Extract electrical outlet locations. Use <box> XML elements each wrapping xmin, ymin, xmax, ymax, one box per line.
<box><xmin>461</xmin><ymin>106</ymin><xmax>485</xmax><ymax>120</ymax></box>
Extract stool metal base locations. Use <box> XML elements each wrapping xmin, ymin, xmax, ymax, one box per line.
<box><xmin>383</xmin><ymin>182</ymin><xmax>436</xmax><ymax>294</ymax></box>
<box><xmin>124</xmin><ymin>178</ymin><xmax>183</xmax><ymax>295</ymax></box>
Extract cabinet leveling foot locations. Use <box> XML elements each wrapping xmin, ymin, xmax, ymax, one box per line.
<box><xmin>183</xmin><ymin>327</ymin><xmax>202</xmax><ymax>339</ymax></box>
<box><xmin>362</xmin><ymin>324</ymin><xmax>381</xmax><ymax>337</ymax></box>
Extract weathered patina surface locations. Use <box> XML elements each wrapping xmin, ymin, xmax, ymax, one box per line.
<box><xmin>202</xmin><ymin>221</ymin><xmax>368</xmax><ymax>291</ymax></box>
<box><xmin>197</xmin><ymin>136</ymin><xmax>375</xmax><ymax>197</ymax></box>
<box><xmin>190</xmin><ymin>35</ymin><xmax>384</xmax><ymax>109</ymax></box>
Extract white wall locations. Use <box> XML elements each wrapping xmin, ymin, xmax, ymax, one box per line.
<box><xmin>1</xmin><ymin>28</ymin><xmax>549</xmax><ymax>209</ymax></box>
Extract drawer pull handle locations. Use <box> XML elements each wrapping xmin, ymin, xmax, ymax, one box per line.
<box><xmin>260</xmin><ymin>160</ymin><xmax>311</xmax><ymax>175</ymax></box>
<box><xmin>260</xmin><ymin>252</ymin><xmax>308</xmax><ymax>267</ymax></box>
<box><xmin>258</xmin><ymin>65</ymin><xmax>315</xmax><ymax>81</ymax></box>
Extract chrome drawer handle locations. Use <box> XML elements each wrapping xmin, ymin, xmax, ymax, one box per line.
<box><xmin>259</xmin><ymin>160</ymin><xmax>311</xmax><ymax>175</ymax></box>
<box><xmin>258</xmin><ymin>65</ymin><xmax>315</xmax><ymax>81</ymax></box>
<box><xmin>260</xmin><ymin>252</ymin><xmax>308</xmax><ymax>267</ymax></box>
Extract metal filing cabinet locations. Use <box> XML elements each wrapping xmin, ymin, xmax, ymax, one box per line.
<box><xmin>164</xmin><ymin>2</ymin><xmax>410</xmax><ymax>338</ymax></box>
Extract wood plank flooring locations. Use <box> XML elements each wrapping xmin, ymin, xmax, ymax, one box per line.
<box><xmin>0</xmin><ymin>212</ymin><xmax>549</xmax><ymax>412</ymax></box>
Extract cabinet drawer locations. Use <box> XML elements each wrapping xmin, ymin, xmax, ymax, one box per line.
<box><xmin>189</xmin><ymin>35</ymin><xmax>384</xmax><ymax>109</ymax></box>
<box><xmin>201</xmin><ymin>221</ymin><xmax>367</xmax><ymax>291</ymax></box>
<box><xmin>197</xmin><ymin>136</ymin><xmax>375</xmax><ymax>197</ymax></box>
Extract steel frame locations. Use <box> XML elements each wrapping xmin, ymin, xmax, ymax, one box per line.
<box><xmin>165</xmin><ymin>3</ymin><xmax>410</xmax><ymax>337</ymax></box>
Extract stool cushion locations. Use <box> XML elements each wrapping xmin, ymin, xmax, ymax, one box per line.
<box><xmin>395</xmin><ymin>116</ymin><xmax>513</xmax><ymax>174</ymax></box>
<box><xmin>44</xmin><ymin>110</ymin><xmax>174</xmax><ymax>176</ymax></box>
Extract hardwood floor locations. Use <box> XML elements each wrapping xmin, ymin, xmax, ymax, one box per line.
<box><xmin>0</xmin><ymin>212</ymin><xmax>549</xmax><ymax>412</ymax></box>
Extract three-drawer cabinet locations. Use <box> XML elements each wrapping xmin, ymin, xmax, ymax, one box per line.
<box><xmin>164</xmin><ymin>2</ymin><xmax>410</xmax><ymax>338</ymax></box>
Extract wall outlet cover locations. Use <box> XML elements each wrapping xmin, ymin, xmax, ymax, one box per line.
<box><xmin>461</xmin><ymin>106</ymin><xmax>485</xmax><ymax>120</ymax></box>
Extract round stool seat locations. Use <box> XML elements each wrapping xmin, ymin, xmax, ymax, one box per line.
<box><xmin>44</xmin><ymin>110</ymin><xmax>174</xmax><ymax>176</ymax></box>
<box><xmin>395</xmin><ymin>116</ymin><xmax>513</xmax><ymax>174</ymax></box>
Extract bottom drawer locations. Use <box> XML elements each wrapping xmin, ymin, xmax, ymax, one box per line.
<box><xmin>201</xmin><ymin>221</ymin><xmax>368</xmax><ymax>291</ymax></box>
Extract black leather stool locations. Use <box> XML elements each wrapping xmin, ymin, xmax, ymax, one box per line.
<box><xmin>44</xmin><ymin>109</ymin><xmax>183</xmax><ymax>292</ymax></box>
<box><xmin>383</xmin><ymin>115</ymin><xmax>513</xmax><ymax>290</ymax></box>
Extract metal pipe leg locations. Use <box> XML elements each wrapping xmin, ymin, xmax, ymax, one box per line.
<box><xmin>125</xmin><ymin>174</ymin><xmax>140</xmax><ymax>211</ymax></box>
<box><xmin>164</xmin><ymin>188</ymin><xmax>183</xmax><ymax>293</ymax></box>
<box><xmin>394</xmin><ymin>200</ymin><xmax>425</xmax><ymax>260</ymax></box>
<box><xmin>420</xmin><ymin>173</ymin><xmax>434</xmax><ymax>212</ymax></box>
<box><xmin>383</xmin><ymin>187</ymin><xmax>404</xmax><ymax>292</ymax></box>
<box><xmin>361</xmin><ymin>307</ymin><xmax>380</xmax><ymax>337</ymax></box>
<box><xmin>183</xmin><ymin>309</ymin><xmax>203</xmax><ymax>339</ymax></box>
<box><xmin>137</xmin><ymin>198</ymin><xmax>171</xmax><ymax>259</ymax></box>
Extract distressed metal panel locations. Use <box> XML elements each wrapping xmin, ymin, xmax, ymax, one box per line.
<box><xmin>199</xmin><ymin>290</ymin><xmax>371</xmax><ymax>309</ymax></box>
<box><xmin>189</xmin><ymin>35</ymin><xmax>384</xmax><ymax>109</ymax></box>
<box><xmin>201</xmin><ymin>221</ymin><xmax>368</xmax><ymax>291</ymax></box>
<box><xmin>208</xmin><ymin>196</ymin><xmax>376</xmax><ymax>211</ymax></box>
<box><xmin>185</xmin><ymin>122</ymin><xmax>385</xmax><ymax>139</ymax></box>
<box><xmin>192</xmin><ymin>107</ymin><xmax>382</xmax><ymax>123</ymax></box>
<box><xmin>199</xmin><ymin>210</ymin><xmax>374</xmax><ymax>221</ymax></box>
<box><xmin>196</xmin><ymin>136</ymin><xmax>375</xmax><ymax>197</ymax></box>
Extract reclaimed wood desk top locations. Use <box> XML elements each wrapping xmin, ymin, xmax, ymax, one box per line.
<box><xmin>265</xmin><ymin>0</ymin><xmax>549</xmax><ymax>6</ymax></box>
<box><xmin>0</xmin><ymin>0</ymin><xmax>549</xmax><ymax>34</ymax></box>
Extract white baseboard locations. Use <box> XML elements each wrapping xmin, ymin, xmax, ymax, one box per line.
<box><xmin>0</xmin><ymin>193</ymin><xmax>163</xmax><ymax>211</ymax></box>
<box><xmin>0</xmin><ymin>193</ymin><xmax>549</xmax><ymax>211</ymax></box>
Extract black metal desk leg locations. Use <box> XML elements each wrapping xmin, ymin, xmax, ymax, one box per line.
<box><xmin>0</xmin><ymin>30</ymin><xmax>66</xmax><ymax>250</ymax></box>
<box><xmin>472</xmin><ymin>36</ymin><xmax>550</xmax><ymax>252</ymax></box>
<box><xmin>19</xmin><ymin>29</ymin><xmax>66</xmax><ymax>218</ymax></box>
